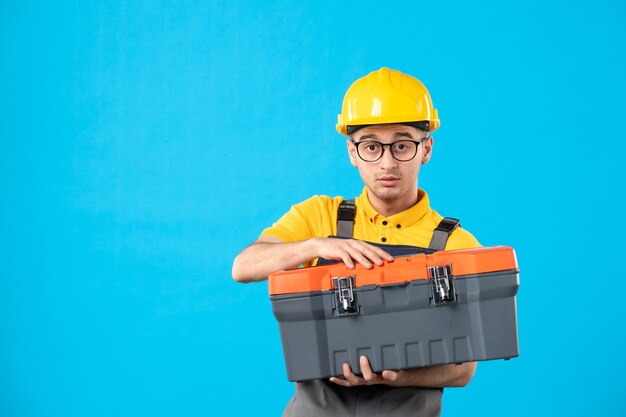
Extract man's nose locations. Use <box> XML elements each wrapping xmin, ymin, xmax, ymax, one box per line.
<box><xmin>379</xmin><ymin>145</ymin><xmax>398</xmax><ymax>168</ymax></box>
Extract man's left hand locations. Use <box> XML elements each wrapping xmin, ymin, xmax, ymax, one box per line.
<box><xmin>329</xmin><ymin>355</ymin><xmax>406</xmax><ymax>387</ymax></box>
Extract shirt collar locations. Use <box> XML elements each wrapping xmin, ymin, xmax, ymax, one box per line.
<box><xmin>357</xmin><ymin>186</ymin><xmax>431</xmax><ymax>226</ymax></box>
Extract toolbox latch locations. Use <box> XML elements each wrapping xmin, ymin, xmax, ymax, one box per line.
<box><xmin>332</xmin><ymin>276</ymin><xmax>359</xmax><ymax>316</ymax></box>
<box><xmin>428</xmin><ymin>264</ymin><xmax>456</xmax><ymax>305</ymax></box>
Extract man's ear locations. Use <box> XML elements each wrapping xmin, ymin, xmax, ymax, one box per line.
<box><xmin>347</xmin><ymin>139</ymin><xmax>358</xmax><ymax>167</ymax></box>
<box><xmin>421</xmin><ymin>136</ymin><xmax>434</xmax><ymax>164</ymax></box>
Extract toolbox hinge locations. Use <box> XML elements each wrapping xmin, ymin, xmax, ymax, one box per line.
<box><xmin>428</xmin><ymin>264</ymin><xmax>456</xmax><ymax>305</ymax></box>
<box><xmin>332</xmin><ymin>276</ymin><xmax>359</xmax><ymax>316</ymax></box>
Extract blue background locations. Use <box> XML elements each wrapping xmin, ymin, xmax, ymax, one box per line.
<box><xmin>2</xmin><ymin>0</ymin><xmax>625</xmax><ymax>415</ymax></box>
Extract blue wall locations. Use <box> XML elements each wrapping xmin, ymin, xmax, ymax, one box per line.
<box><xmin>2</xmin><ymin>1</ymin><xmax>625</xmax><ymax>415</ymax></box>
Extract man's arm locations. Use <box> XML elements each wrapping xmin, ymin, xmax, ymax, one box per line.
<box><xmin>232</xmin><ymin>235</ymin><xmax>319</xmax><ymax>283</ymax></box>
<box><xmin>232</xmin><ymin>235</ymin><xmax>393</xmax><ymax>283</ymax></box>
<box><xmin>329</xmin><ymin>356</ymin><xmax>477</xmax><ymax>388</ymax></box>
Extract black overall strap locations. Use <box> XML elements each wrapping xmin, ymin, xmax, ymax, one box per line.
<box><xmin>428</xmin><ymin>217</ymin><xmax>460</xmax><ymax>251</ymax></box>
<box><xmin>336</xmin><ymin>199</ymin><xmax>356</xmax><ymax>238</ymax></box>
<box><xmin>336</xmin><ymin>199</ymin><xmax>460</xmax><ymax>251</ymax></box>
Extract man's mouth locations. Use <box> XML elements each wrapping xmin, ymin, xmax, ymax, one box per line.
<box><xmin>377</xmin><ymin>176</ymin><xmax>400</xmax><ymax>186</ymax></box>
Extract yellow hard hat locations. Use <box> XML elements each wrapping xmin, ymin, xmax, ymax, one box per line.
<box><xmin>336</xmin><ymin>67</ymin><xmax>440</xmax><ymax>136</ymax></box>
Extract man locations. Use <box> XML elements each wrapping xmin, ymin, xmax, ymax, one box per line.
<box><xmin>232</xmin><ymin>67</ymin><xmax>481</xmax><ymax>417</ymax></box>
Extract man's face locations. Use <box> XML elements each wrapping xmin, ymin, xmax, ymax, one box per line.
<box><xmin>347</xmin><ymin>124</ymin><xmax>433</xmax><ymax>208</ymax></box>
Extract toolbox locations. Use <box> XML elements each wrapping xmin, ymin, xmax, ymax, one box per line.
<box><xmin>268</xmin><ymin>246</ymin><xmax>520</xmax><ymax>382</ymax></box>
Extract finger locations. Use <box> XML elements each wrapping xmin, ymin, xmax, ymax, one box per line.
<box><xmin>382</xmin><ymin>370</ymin><xmax>400</xmax><ymax>383</ymax></box>
<box><xmin>345</xmin><ymin>247</ymin><xmax>373</xmax><ymax>269</ymax></box>
<box><xmin>329</xmin><ymin>376</ymin><xmax>352</xmax><ymax>387</ymax></box>
<box><xmin>316</xmin><ymin>239</ymin><xmax>356</xmax><ymax>268</ymax></box>
<box><xmin>353</xmin><ymin>241</ymin><xmax>393</xmax><ymax>265</ymax></box>
<box><xmin>343</xmin><ymin>363</ymin><xmax>365</xmax><ymax>385</ymax></box>
<box><xmin>340</xmin><ymin>252</ymin><xmax>355</xmax><ymax>269</ymax></box>
<box><xmin>359</xmin><ymin>241</ymin><xmax>393</xmax><ymax>262</ymax></box>
<box><xmin>372</xmin><ymin>245</ymin><xmax>393</xmax><ymax>261</ymax></box>
<box><xmin>360</xmin><ymin>356</ymin><xmax>382</xmax><ymax>383</ymax></box>
<box><xmin>350</xmin><ymin>242</ymin><xmax>384</xmax><ymax>266</ymax></box>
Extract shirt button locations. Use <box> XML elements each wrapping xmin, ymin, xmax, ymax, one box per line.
<box><xmin>381</xmin><ymin>237</ymin><xmax>387</xmax><ymax>242</ymax></box>
<box><xmin>382</xmin><ymin>221</ymin><xmax>388</xmax><ymax>226</ymax></box>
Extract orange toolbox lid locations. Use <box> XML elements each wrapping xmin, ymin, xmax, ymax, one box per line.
<box><xmin>269</xmin><ymin>246</ymin><xmax>517</xmax><ymax>296</ymax></box>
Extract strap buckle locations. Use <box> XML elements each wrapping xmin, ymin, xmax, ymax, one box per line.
<box><xmin>337</xmin><ymin>202</ymin><xmax>356</xmax><ymax>221</ymax></box>
<box><xmin>428</xmin><ymin>217</ymin><xmax>460</xmax><ymax>251</ymax></box>
<box><xmin>434</xmin><ymin>217</ymin><xmax>460</xmax><ymax>234</ymax></box>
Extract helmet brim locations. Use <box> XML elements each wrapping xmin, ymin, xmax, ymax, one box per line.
<box><xmin>346</xmin><ymin>121</ymin><xmax>430</xmax><ymax>136</ymax></box>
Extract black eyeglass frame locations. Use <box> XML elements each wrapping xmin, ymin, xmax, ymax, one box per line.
<box><xmin>351</xmin><ymin>138</ymin><xmax>428</xmax><ymax>162</ymax></box>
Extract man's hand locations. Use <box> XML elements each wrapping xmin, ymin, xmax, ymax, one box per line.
<box><xmin>329</xmin><ymin>356</ymin><xmax>406</xmax><ymax>387</ymax></box>
<box><xmin>329</xmin><ymin>356</ymin><xmax>477</xmax><ymax>388</ymax></box>
<box><xmin>311</xmin><ymin>238</ymin><xmax>393</xmax><ymax>269</ymax></box>
<box><xmin>233</xmin><ymin>236</ymin><xmax>392</xmax><ymax>283</ymax></box>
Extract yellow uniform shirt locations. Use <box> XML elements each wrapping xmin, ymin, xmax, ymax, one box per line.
<box><xmin>261</xmin><ymin>187</ymin><xmax>481</xmax><ymax>266</ymax></box>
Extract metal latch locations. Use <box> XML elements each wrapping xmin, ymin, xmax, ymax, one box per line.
<box><xmin>428</xmin><ymin>264</ymin><xmax>456</xmax><ymax>305</ymax></box>
<box><xmin>332</xmin><ymin>276</ymin><xmax>359</xmax><ymax>316</ymax></box>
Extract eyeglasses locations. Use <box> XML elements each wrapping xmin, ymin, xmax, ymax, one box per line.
<box><xmin>352</xmin><ymin>139</ymin><xmax>427</xmax><ymax>162</ymax></box>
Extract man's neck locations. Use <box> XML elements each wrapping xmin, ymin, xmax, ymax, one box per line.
<box><xmin>368</xmin><ymin>188</ymin><xmax>419</xmax><ymax>217</ymax></box>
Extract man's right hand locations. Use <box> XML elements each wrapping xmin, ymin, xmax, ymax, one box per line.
<box><xmin>233</xmin><ymin>236</ymin><xmax>393</xmax><ymax>283</ymax></box>
<box><xmin>309</xmin><ymin>237</ymin><xmax>393</xmax><ymax>269</ymax></box>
